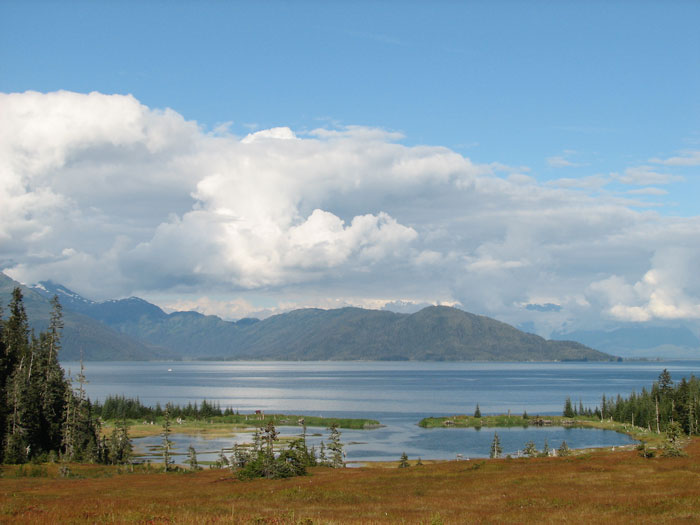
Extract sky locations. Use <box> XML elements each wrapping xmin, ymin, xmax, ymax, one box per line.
<box><xmin>1</xmin><ymin>1</ymin><xmax>699</xmax><ymax>336</ymax></box>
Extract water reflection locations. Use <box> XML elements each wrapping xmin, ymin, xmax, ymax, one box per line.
<box><xmin>133</xmin><ymin>421</ymin><xmax>636</xmax><ymax>466</ymax></box>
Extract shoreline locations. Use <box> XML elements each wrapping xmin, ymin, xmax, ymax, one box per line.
<box><xmin>117</xmin><ymin>412</ymin><xmax>652</xmax><ymax>466</ymax></box>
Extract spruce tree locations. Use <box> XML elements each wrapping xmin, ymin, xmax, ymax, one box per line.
<box><xmin>108</xmin><ymin>419</ymin><xmax>132</xmax><ymax>465</ymax></box>
<box><xmin>37</xmin><ymin>298</ymin><xmax>69</xmax><ymax>455</ymax></box>
<box><xmin>187</xmin><ymin>444</ymin><xmax>200</xmax><ymax>470</ymax></box>
<box><xmin>658</xmin><ymin>369</ymin><xmax>673</xmax><ymax>396</ymax></box>
<box><xmin>66</xmin><ymin>361</ymin><xmax>101</xmax><ymax>463</ymax></box>
<box><xmin>261</xmin><ymin>422</ymin><xmax>279</xmax><ymax>478</ymax></box>
<box><xmin>326</xmin><ymin>424</ymin><xmax>344</xmax><ymax>468</ymax></box>
<box><xmin>524</xmin><ymin>441</ymin><xmax>538</xmax><ymax>457</ymax></box>
<box><xmin>563</xmin><ymin>397</ymin><xmax>575</xmax><ymax>418</ymax></box>
<box><xmin>162</xmin><ymin>404</ymin><xmax>174</xmax><ymax>471</ymax></box>
<box><xmin>490</xmin><ymin>432</ymin><xmax>502</xmax><ymax>459</ymax></box>
<box><xmin>61</xmin><ymin>375</ymin><xmax>77</xmax><ymax>461</ymax></box>
<box><xmin>2</xmin><ymin>288</ymin><xmax>31</xmax><ymax>463</ymax></box>
<box><xmin>4</xmin><ymin>368</ymin><xmax>28</xmax><ymax>463</ymax></box>
<box><xmin>399</xmin><ymin>451</ymin><xmax>410</xmax><ymax>468</ymax></box>
<box><xmin>4</xmin><ymin>288</ymin><xmax>29</xmax><ymax>369</ymax></box>
<box><xmin>541</xmin><ymin>438</ymin><xmax>550</xmax><ymax>457</ymax></box>
<box><xmin>474</xmin><ymin>404</ymin><xmax>482</xmax><ymax>418</ymax></box>
<box><xmin>601</xmin><ymin>394</ymin><xmax>607</xmax><ymax>421</ymax></box>
<box><xmin>17</xmin><ymin>334</ymin><xmax>44</xmax><ymax>458</ymax></box>
<box><xmin>558</xmin><ymin>441</ymin><xmax>570</xmax><ymax>456</ymax></box>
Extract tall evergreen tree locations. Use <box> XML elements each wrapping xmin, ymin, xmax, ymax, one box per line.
<box><xmin>563</xmin><ymin>397</ymin><xmax>575</xmax><ymax>418</ymax></box>
<box><xmin>4</xmin><ymin>365</ymin><xmax>29</xmax><ymax>463</ymax></box>
<box><xmin>61</xmin><ymin>361</ymin><xmax>101</xmax><ymax>463</ymax></box>
<box><xmin>326</xmin><ymin>424</ymin><xmax>345</xmax><ymax>468</ymax></box>
<box><xmin>162</xmin><ymin>403</ymin><xmax>174</xmax><ymax>471</ymax></box>
<box><xmin>3</xmin><ymin>289</ymin><xmax>32</xmax><ymax>463</ymax></box>
<box><xmin>36</xmin><ymin>298</ymin><xmax>69</xmax><ymax>455</ymax></box>
<box><xmin>658</xmin><ymin>369</ymin><xmax>673</xmax><ymax>396</ymax></box>
<box><xmin>3</xmin><ymin>288</ymin><xmax>29</xmax><ymax>369</ymax></box>
<box><xmin>107</xmin><ymin>419</ymin><xmax>132</xmax><ymax>465</ymax></box>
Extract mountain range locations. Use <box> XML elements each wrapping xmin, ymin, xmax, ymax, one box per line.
<box><xmin>1</xmin><ymin>272</ymin><xmax>615</xmax><ymax>361</ymax></box>
<box><xmin>552</xmin><ymin>326</ymin><xmax>700</xmax><ymax>360</ymax></box>
<box><xmin>0</xmin><ymin>273</ymin><xmax>175</xmax><ymax>360</ymax></box>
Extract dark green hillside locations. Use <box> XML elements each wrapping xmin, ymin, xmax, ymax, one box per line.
<box><xmin>227</xmin><ymin>305</ymin><xmax>613</xmax><ymax>361</ymax></box>
<box><xmin>230</xmin><ymin>307</ymin><xmax>405</xmax><ymax>360</ymax></box>
<box><xmin>392</xmin><ymin>306</ymin><xmax>601</xmax><ymax>361</ymax></box>
<box><xmin>105</xmin><ymin>310</ymin><xmax>252</xmax><ymax>359</ymax></box>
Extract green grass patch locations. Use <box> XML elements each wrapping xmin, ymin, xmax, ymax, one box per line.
<box><xmin>102</xmin><ymin>413</ymin><xmax>381</xmax><ymax>438</ymax></box>
<box><xmin>419</xmin><ymin>414</ymin><xmax>536</xmax><ymax>428</ymax></box>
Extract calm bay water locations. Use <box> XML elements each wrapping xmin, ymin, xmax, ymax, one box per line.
<box><xmin>61</xmin><ymin>360</ymin><xmax>700</xmax><ymax>463</ymax></box>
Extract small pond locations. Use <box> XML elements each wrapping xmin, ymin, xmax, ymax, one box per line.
<box><xmin>133</xmin><ymin>419</ymin><xmax>637</xmax><ymax>466</ymax></box>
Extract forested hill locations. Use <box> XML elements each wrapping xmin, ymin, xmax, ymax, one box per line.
<box><xmin>1</xmin><ymin>273</ymin><xmax>614</xmax><ymax>361</ymax></box>
<box><xmin>223</xmin><ymin>306</ymin><xmax>613</xmax><ymax>361</ymax></box>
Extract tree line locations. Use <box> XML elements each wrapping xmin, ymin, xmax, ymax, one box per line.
<box><xmin>564</xmin><ymin>369</ymin><xmax>700</xmax><ymax>435</ymax></box>
<box><xmin>0</xmin><ymin>288</ymin><xmax>129</xmax><ymax>465</ymax></box>
<box><xmin>97</xmin><ymin>395</ymin><xmax>229</xmax><ymax>421</ymax></box>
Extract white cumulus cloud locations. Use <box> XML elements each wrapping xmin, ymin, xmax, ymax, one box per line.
<box><xmin>2</xmin><ymin>90</ymin><xmax>699</xmax><ymax>333</ymax></box>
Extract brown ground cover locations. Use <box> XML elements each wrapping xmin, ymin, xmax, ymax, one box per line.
<box><xmin>2</xmin><ymin>439</ymin><xmax>700</xmax><ymax>524</ymax></box>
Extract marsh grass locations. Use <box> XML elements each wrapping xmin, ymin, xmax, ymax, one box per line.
<box><xmin>1</xmin><ymin>439</ymin><xmax>699</xmax><ymax>523</ymax></box>
<box><xmin>104</xmin><ymin>414</ymin><xmax>380</xmax><ymax>439</ymax></box>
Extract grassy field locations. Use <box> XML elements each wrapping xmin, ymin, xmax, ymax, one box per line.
<box><xmin>1</xmin><ymin>438</ymin><xmax>699</xmax><ymax>523</ymax></box>
<box><xmin>105</xmin><ymin>414</ymin><xmax>381</xmax><ymax>439</ymax></box>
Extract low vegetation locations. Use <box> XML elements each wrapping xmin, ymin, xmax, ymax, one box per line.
<box><xmin>2</xmin><ymin>439</ymin><xmax>699</xmax><ymax>523</ymax></box>
<box><xmin>420</xmin><ymin>413</ymin><xmax>543</xmax><ymax>428</ymax></box>
<box><xmin>97</xmin><ymin>395</ymin><xmax>379</xmax><ymax>436</ymax></box>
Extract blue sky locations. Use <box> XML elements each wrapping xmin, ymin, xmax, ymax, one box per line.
<box><xmin>1</xmin><ymin>1</ymin><xmax>699</xmax><ymax>334</ymax></box>
<box><xmin>3</xmin><ymin>2</ymin><xmax>698</xmax><ymax>196</ymax></box>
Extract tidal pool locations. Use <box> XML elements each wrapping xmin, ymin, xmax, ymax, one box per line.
<box><xmin>133</xmin><ymin>419</ymin><xmax>636</xmax><ymax>465</ymax></box>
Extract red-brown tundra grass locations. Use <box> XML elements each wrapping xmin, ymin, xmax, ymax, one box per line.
<box><xmin>1</xmin><ymin>438</ymin><xmax>700</xmax><ymax>524</ymax></box>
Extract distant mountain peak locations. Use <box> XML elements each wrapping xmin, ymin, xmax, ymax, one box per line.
<box><xmin>33</xmin><ymin>280</ymin><xmax>96</xmax><ymax>305</ymax></box>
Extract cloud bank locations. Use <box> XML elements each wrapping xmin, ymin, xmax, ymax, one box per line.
<box><xmin>1</xmin><ymin>91</ymin><xmax>699</xmax><ymax>334</ymax></box>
